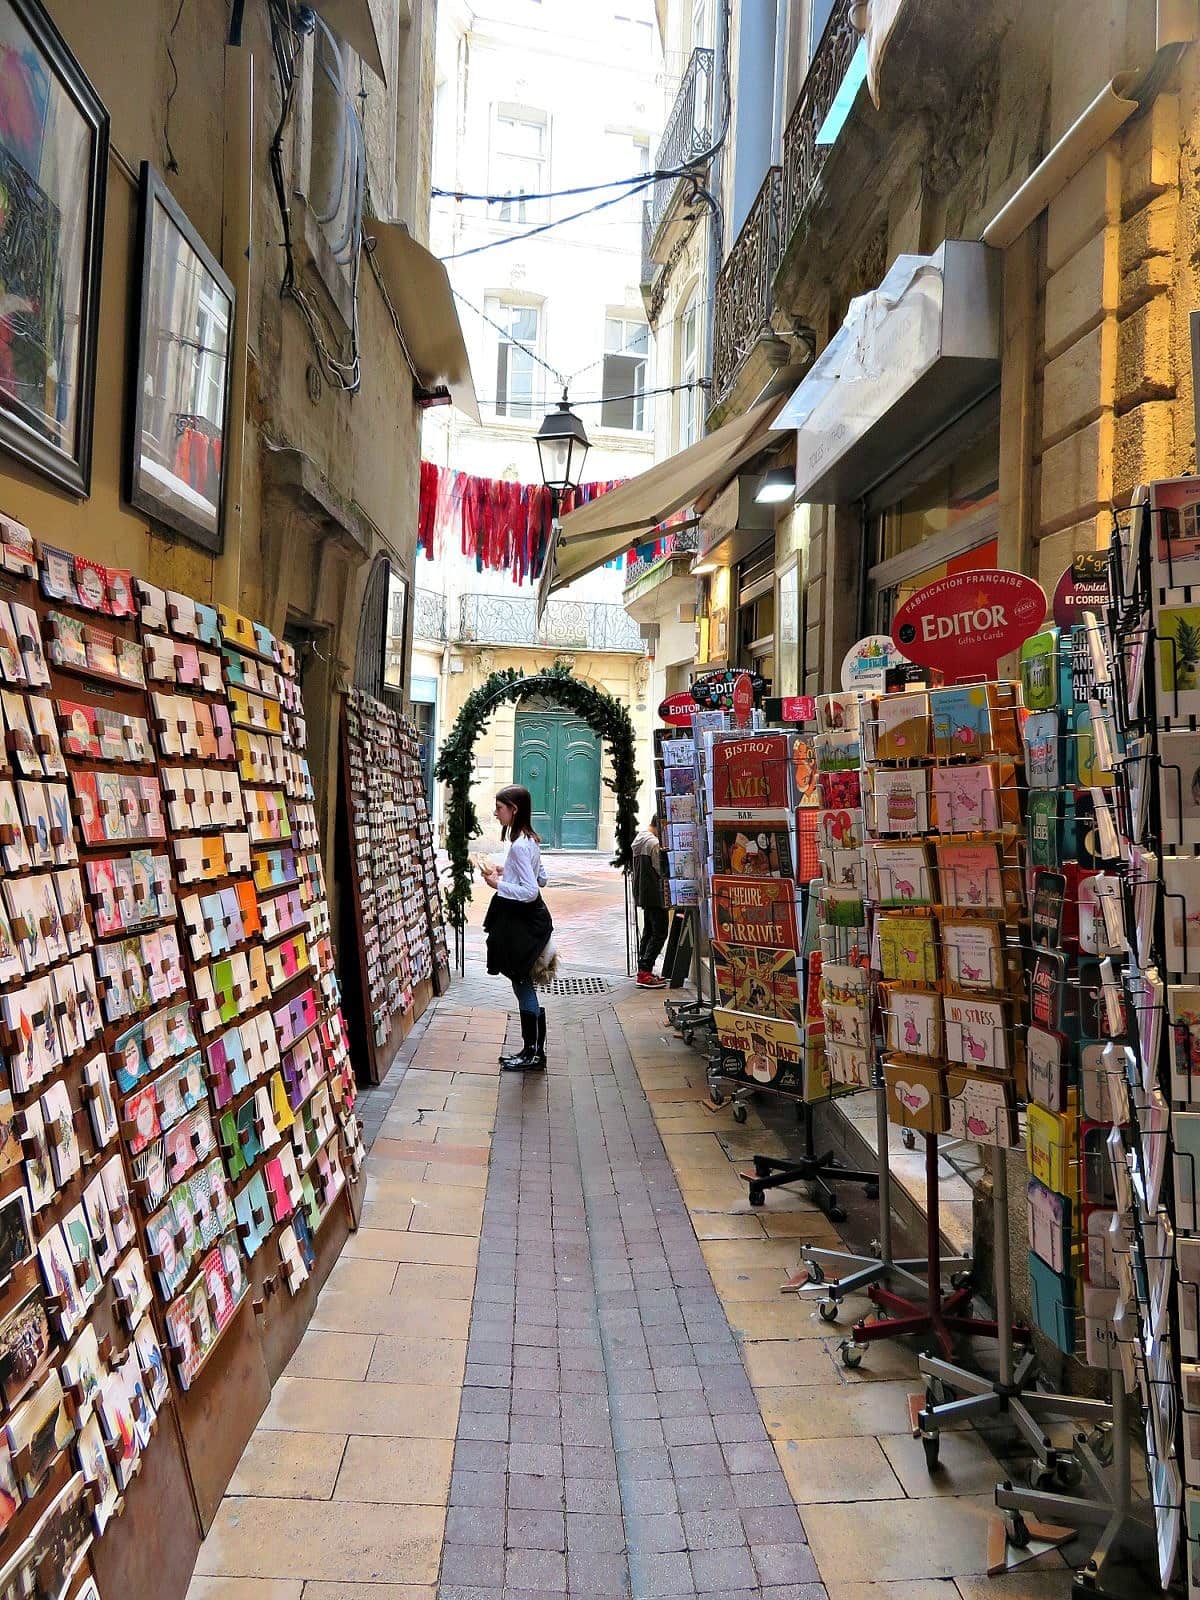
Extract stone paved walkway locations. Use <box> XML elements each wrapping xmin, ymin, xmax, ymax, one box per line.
<box><xmin>188</xmin><ymin>934</ymin><xmax>1076</xmax><ymax>1599</ymax></box>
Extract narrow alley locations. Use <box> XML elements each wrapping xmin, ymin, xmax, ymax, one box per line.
<box><xmin>188</xmin><ymin>862</ymin><xmax>1076</xmax><ymax>1600</ymax></box>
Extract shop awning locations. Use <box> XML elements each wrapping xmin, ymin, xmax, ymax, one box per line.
<box><xmin>540</xmin><ymin>387</ymin><xmax>791</xmax><ymax>611</ymax></box>
<box><xmin>774</xmin><ymin>239</ymin><xmax>1000</xmax><ymax>506</ymax></box>
<box><xmin>366</xmin><ymin>219</ymin><xmax>480</xmax><ymax>424</ymax></box>
<box><xmin>307</xmin><ymin>0</ymin><xmax>389</xmax><ymax>84</ymax></box>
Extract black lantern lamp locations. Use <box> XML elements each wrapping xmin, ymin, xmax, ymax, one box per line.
<box><xmin>535</xmin><ymin>390</ymin><xmax>590</xmax><ymax>511</ymax></box>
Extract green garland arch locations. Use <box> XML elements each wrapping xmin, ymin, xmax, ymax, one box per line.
<box><xmin>433</xmin><ymin>662</ymin><xmax>640</xmax><ymax>931</ymax></box>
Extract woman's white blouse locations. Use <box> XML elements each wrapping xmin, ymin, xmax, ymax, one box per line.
<box><xmin>496</xmin><ymin>835</ymin><xmax>548</xmax><ymax>902</ymax></box>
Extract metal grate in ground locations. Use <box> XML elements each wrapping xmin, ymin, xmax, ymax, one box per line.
<box><xmin>539</xmin><ymin>975</ymin><xmax>613</xmax><ymax>995</ymax></box>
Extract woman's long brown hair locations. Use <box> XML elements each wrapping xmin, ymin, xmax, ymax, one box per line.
<box><xmin>496</xmin><ymin>784</ymin><xmax>541</xmax><ymax>842</ymax></box>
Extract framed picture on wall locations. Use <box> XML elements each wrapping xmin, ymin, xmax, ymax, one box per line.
<box><xmin>127</xmin><ymin>163</ymin><xmax>234</xmax><ymax>554</ymax></box>
<box><xmin>0</xmin><ymin>0</ymin><xmax>109</xmax><ymax>495</ymax></box>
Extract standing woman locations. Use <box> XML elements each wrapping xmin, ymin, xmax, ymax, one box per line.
<box><xmin>480</xmin><ymin>785</ymin><xmax>552</xmax><ymax>1071</ymax></box>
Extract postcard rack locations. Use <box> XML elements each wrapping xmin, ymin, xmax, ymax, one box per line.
<box><xmin>986</xmin><ymin>488</ymin><xmax>1200</xmax><ymax>1597</ymax></box>
<box><xmin>0</xmin><ymin>520</ymin><xmax>367</xmax><ymax>1599</ymax></box>
<box><xmin>657</xmin><ymin>719</ymin><xmax>718</xmax><ymax>1041</ymax></box>
<box><xmin>830</xmin><ymin>678</ymin><xmax>1040</xmax><ymax>1376</ymax></box>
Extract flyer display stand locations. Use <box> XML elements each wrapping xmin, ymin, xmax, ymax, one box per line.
<box><xmin>0</xmin><ymin>514</ymin><xmax>373</xmax><ymax>1596</ymax></box>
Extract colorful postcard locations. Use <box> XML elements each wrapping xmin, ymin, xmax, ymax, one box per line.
<box><xmin>882</xmin><ymin>986</ymin><xmax>942</xmax><ymax>1058</ymax></box>
<box><xmin>866</xmin><ymin>840</ymin><xmax>933</xmax><ymax>907</ymax></box>
<box><xmin>935</xmin><ymin>840</ymin><xmax>1006</xmax><ymax>915</ymax></box>
<box><xmin>931</xmin><ymin>762</ymin><xmax>1000</xmax><ymax>834</ymax></box>
<box><xmin>865</xmin><ymin>766</ymin><xmax>930</xmax><ymax>835</ymax></box>
<box><xmin>947</xmin><ymin>1068</ymin><xmax>1019</xmax><ymax>1146</ymax></box>
<box><xmin>883</xmin><ymin>1060</ymin><xmax>948</xmax><ymax>1134</ymax></box>
<box><xmin>944</xmin><ymin>995</ymin><xmax>1009</xmax><ymax>1073</ymax></box>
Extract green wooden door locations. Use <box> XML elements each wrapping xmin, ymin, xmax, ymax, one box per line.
<box><xmin>514</xmin><ymin>712</ymin><xmax>600</xmax><ymax>849</ymax></box>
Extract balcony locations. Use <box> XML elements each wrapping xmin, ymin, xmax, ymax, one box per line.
<box><xmin>710</xmin><ymin>167</ymin><xmax>782</xmax><ymax>413</ymax></box>
<box><xmin>456</xmin><ymin>594</ymin><xmax>645</xmax><ymax>654</ymax></box>
<box><xmin>779</xmin><ymin>5</ymin><xmax>861</xmax><ymax>261</ymax></box>
<box><xmin>643</xmin><ymin>48</ymin><xmax>714</xmax><ymax>275</ymax></box>
<box><xmin>622</xmin><ymin>526</ymin><xmax>699</xmax><ymax>592</ymax></box>
<box><xmin>414</xmin><ymin>587</ymin><xmax>447</xmax><ymax>642</ymax></box>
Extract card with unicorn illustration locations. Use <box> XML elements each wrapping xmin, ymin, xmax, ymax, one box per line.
<box><xmin>940</xmin><ymin>918</ymin><xmax>1004</xmax><ymax>995</ymax></box>
<box><xmin>881</xmin><ymin>986</ymin><xmax>942</xmax><ymax>1059</ymax></box>
<box><xmin>866</xmin><ymin>840</ymin><xmax>934</xmax><ymax>907</ymax></box>
<box><xmin>944</xmin><ymin>994</ymin><xmax>1009</xmax><ymax>1073</ymax></box>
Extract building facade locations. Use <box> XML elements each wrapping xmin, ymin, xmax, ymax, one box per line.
<box><xmin>416</xmin><ymin>0</ymin><xmax>665</xmax><ymax>850</ymax></box>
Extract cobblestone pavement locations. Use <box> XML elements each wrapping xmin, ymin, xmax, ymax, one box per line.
<box><xmin>189</xmin><ymin>860</ymin><xmax>1075</xmax><ymax>1600</ymax></box>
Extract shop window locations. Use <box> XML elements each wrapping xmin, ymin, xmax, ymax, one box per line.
<box><xmin>602</xmin><ymin>316</ymin><xmax>650</xmax><ymax>430</ymax></box>
<box><xmin>874</xmin><ymin>431</ymin><xmax>1000</xmax><ymax>566</ymax></box>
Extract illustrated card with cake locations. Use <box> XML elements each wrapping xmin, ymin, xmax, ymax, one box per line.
<box><xmin>883</xmin><ymin>1060</ymin><xmax>948</xmax><ymax>1133</ymax></box>
<box><xmin>944</xmin><ymin>995</ymin><xmax>1009</xmax><ymax>1073</ymax></box>
<box><xmin>946</xmin><ymin>1067</ymin><xmax>1019</xmax><ymax>1146</ymax></box>
<box><xmin>881</xmin><ymin>986</ymin><xmax>942</xmax><ymax>1058</ymax></box>
<box><xmin>865</xmin><ymin>766</ymin><xmax>929</xmax><ymax>835</ymax></box>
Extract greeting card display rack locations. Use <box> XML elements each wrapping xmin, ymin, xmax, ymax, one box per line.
<box><xmin>340</xmin><ymin>691</ymin><xmax>447</xmax><ymax>1083</ymax></box>
<box><xmin>833</xmin><ymin>680</ymin><xmax>1039</xmax><ymax>1378</ymax></box>
<box><xmin>653</xmin><ymin>723</ymin><xmax>711</xmax><ymax>1036</ymax></box>
<box><xmin>0</xmin><ymin>518</ymin><xmax>367</xmax><ymax>1600</ymax></box>
<box><xmin>789</xmin><ymin>690</ymin><xmax>954</xmax><ymax>1320</ymax></box>
<box><xmin>986</xmin><ymin>489</ymin><xmax>1200</xmax><ymax>1598</ymax></box>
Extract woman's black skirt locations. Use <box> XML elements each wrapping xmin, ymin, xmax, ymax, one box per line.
<box><xmin>483</xmin><ymin>892</ymin><xmax>553</xmax><ymax>982</ymax></box>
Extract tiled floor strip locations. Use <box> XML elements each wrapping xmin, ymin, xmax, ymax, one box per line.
<box><xmin>439</xmin><ymin>1003</ymin><xmax>820</xmax><ymax>1599</ymax></box>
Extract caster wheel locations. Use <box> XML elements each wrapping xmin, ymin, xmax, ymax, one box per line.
<box><xmin>828</xmin><ymin>1204</ymin><xmax>847</xmax><ymax>1224</ymax></box>
<box><xmin>901</xmin><ymin>1128</ymin><xmax>916</xmax><ymax>1150</ymax></box>
<box><xmin>748</xmin><ymin>1186</ymin><xmax>765</xmax><ymax>1208</ymax></box>
<box><xmin>839</xmin><ymin>1340</ymin><xmax>865</xmax><ymax>1370</ymax></box>
<box><xmin>683</xmin><ymin>1030</ymin><xmax>694</xmax><ymax>1046</ymax></box>
<box><xmin>806</xmin><ymin>1263</ymin><xmax>825</xmax><ymax>1285</ymax></box>
<box><xmin>1087</xmin><ymin>1424</ymin><xmax>1113</xmax><ymax>1468</ymax></box>
<box><xmin>1027</xmin><ymin>1461</ymin><xmax>1056</xmax><ymax>1491</ymax></box>
<box><xmin>753</xmin><ymin>1157</ymin><xmax>771</xmax><ymax>1177</ymax></box>
<box><xmin>818</xmin><ymin>1298</ymin><xmax>840</xmax><ymax>1323</ymax></box>
<box><xmin>950</xmin><ymin>1270</ymin><xmax>973</xmax><ymax>1292</ymax></box>
<box><xmin>1054</xmin><ymin>1457</ymin><xmax>1084</xmax><ymax>1491</ymax></box>
<box><xmin>1005</xmin><ymin>1513</ymin><xmax>1031</xmax><ymax>1550</ymax></box>
<box><xmin>709</xmin><ymin>1089</ymin><xmax>725</xmax><ymax>1108</ymax></box>
<box><xmin>865</xmin><ymin>1183</ymin><xmax>879</xmax><ymax>1201</ymax></box>
<box><xmin>922</xmin><ymin>1432</ymin><xmax>941</xmax><ymax>1471</ymax></box>
<box><xmin>732</xmin><ymin>1102</ymin><xmax>748</xmax><ymax>1124</ymax></box>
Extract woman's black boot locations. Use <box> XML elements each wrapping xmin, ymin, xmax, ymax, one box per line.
<box><xmin>532</xmin><ymin>1008</ymin><xmax>547</xmax><ymax>1070</ymax></box>
<box><xmin>501</xmin><ymin>1010</ymin><xmax>540</xmax><ymax>1071</ymax></box>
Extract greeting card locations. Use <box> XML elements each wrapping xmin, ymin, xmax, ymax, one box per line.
<box><xmin>940</xmin><ymin>918</ymin><xmax>1003</xmax><ymax>995</ymax></box>
<box><xmin>883</xmin><ymin>1060</ymin><xmax>948</xmax><ymax>1133</ymax></box>
<box><xmin>946</xmin><ymin>1067</ymin><xmax>1019</xmax><ymax>1146</ymax></box>
<box><xmin>929</xmin><ymin>684</ymin><xmax>992</xmax><ymax>756</ymax></box>
<box><xmin>865</xmin><ymin>766</ymin><xmax>930</xmax><ymax>835</ymax></box>
<box><xmin>866</xmin><ymin>840</ymin><xmax>933</xmax><ymax>907</ymax></box>
<box><xmin>877</xmin><ymin>913</ymin><xmax>938</xmax><ymax>985</ymax></box>
<box><xmin>870</xmin><ymin>690</ymin><xmax>930</xmax><ymax>761</ymax></box>
<box><xmin>1164</xmin><ymin>855</ymin><xmax>1200</xmax><ymax>974</ymax></box>
<box><xmin>881</xmin><ymin>986</ymin><xmax>942</xmax><ymax>1058</ymax></box>
<box><xmin>935</xmin><ymin>840</ymin><xmax>1007</xmax><ymax>915</ymax></box>
<box><xmin>944</xmin><ymin>994</ymin><xmax>1008</xmax><ymax>1072</ymax></box>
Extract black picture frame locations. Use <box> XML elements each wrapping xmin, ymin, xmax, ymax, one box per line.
<box><xmin>0</xmin><ymin>0</ymin><xmax>109</xmax><ymax>497</ymax></box>
<box><xmin>127</xmin><ymin>162</ymin><xmax>235</xmax><ymax>555</ymax></box>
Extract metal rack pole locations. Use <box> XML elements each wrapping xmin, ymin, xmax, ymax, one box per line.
<box><xmin>791</xmin><ymin>1079</ymin><xmax>952</xmax><ymax>1306</ymax></box>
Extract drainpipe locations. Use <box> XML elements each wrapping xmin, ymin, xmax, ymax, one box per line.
<box><xmin>770</xmin><ymin>0</ymin><xmax>788</xmax><ymax>162</ymax></box>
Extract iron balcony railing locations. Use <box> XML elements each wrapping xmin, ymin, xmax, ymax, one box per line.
<box><xmin>457</xmin><ymin>594</ymin><xmax>645</xmax><ymax>654</ymax></box>
<box><xmin>779</xmin><ymin>4</ymin><xmax>860</xmax><ymax>256</ymax></box>
<box><xmin>413</xmin><ymin>587</ymin><xmax>447</xmax><ymax>641</ymax></box>
<box><xmin>711</xmin><ymin>167</ymin><xmax>782</xmax><ymax>406</ymax></box>
<box><xmin>646</xmin><ymin>47</ymin><xmax>715</xmax><ymax>245</ymax></box>
<box><xmin>622</xmin><ymin>526</ymin><xmax>699</xmax><ymax>592</ymax></box>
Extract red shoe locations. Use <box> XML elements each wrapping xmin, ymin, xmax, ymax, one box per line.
<box><xmin>637</xmin><ymin>972</ymin><xmax>667</xmax><ymax>988</ymax></box>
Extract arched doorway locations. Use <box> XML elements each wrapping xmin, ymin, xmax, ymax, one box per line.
<box><xmin>514</xmin><ymin>693</ymin><xmax>601</xmax><ymax>849</ymax></box>
<box><xmin>433</xmin><ymin>662</ymin><xmax>639</xmax><ymax>952</ymax></box>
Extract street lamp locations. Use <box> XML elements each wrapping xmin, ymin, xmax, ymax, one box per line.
<box><xmin>535</xmin><ymin>390</ymin><xmax>590</xmax><ymax>513</ymax></box>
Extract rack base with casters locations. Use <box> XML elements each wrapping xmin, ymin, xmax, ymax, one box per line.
<box><xmin>788</xmin><ymin>1082</ymin><xmax>967</xmax><ymax>1317</ymax></box>
<box><xmin>736</xmin><ymin>1097</ymin><xmax>876</xmax><ymax>1221</ymax></box>
<box><xmin>915</xmin><ymin>1149</ymin><xmax>1105</xmax><ymax>1476</ymax></box>
<box><xmin>994</xmin><ymin>1380</ymin><xmax>1153</xmax><ymax>1600</ymax></box>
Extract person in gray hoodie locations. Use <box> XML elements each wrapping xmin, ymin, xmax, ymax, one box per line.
<box><xmin>632</xmin><ymin>814</ymin><xmax>668</xmax><ymax>988</ymax></box>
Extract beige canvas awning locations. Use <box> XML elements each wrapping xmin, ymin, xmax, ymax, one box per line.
<box><xmin>308</xmin><ymin>0</ymin><xmax>389</xmax><ymax>84</ymax></box>
<box><xmin>543</xmin><ymin>389</ymin><xmax>789</xmax><ymax>605</ymax></box>
<box><xmin>367</xmin><ymin>219</ymin><xmax>480</xmax><ymax>424</ymax></box>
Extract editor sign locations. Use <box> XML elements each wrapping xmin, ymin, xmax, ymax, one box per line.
<box><xmin>658</xmin><ymin>691</ymin><xmax>700</xmax><ymax>726</ymax></box>
<box><xmin>891</xmin><ymin>568</ymin><xmax>1046</xmax><ymax>680</ymax></box>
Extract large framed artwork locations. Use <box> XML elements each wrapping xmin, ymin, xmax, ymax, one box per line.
<box><xmin>0</xmin><ymin>0</ymin><xmax>109</xmax><ymax>495</ymax></box>
<box><xmin>127</xmin><ymin>163</ymin><xmax>234</xmax><ymax>555</ymax></box>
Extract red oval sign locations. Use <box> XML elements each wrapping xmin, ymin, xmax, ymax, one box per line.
<box><xmin>658</xmin><ymin>691</ymin><xmax>700</xmax><ymax>726</ymax></box>
<box><xmin>891</xmin><ymin>569</ymin><xmax>1047</xmax><ymax>681</ymax></box>
<box><xmin>732</xmin><ymin>672</ymin><xmax>754</xmax><ymax>729</ymax></box>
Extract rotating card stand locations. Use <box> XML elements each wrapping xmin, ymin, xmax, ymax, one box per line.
<box><xmin>789</xmin><ymin>1071</ymin><xmax>962</xmax><ymax>1317</ymax></box>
